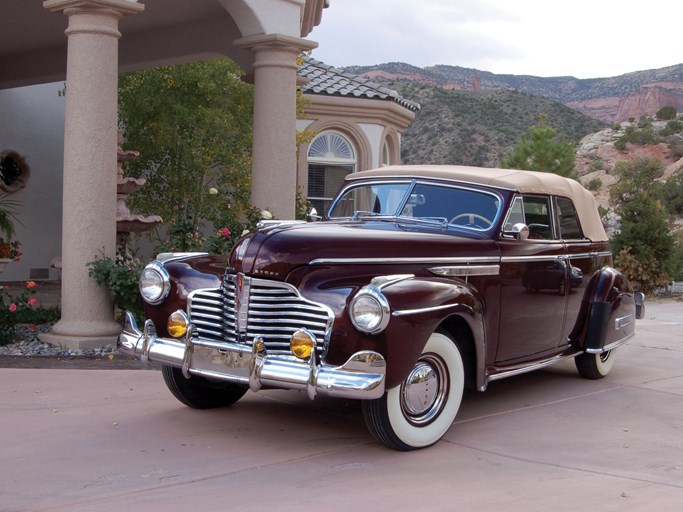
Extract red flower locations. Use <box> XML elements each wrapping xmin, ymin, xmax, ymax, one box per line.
<box><xmin>28</xmin><ymin>297</ymin><xmax>38</xmax><ymax>308</ymax></box>
<box><xmin>26</xmin><ymin>281</ymin><xmax>37</xmax><ymax>289</ymax></box>
<box><xmin>218</xmin><ymin>227</ymin><xmax>231</xmax><ymax>238</ymax></box>
<box><xmin>9</xmin><ymin>303</ymin><xmax>17</xmax><ymax>312</ymax></box>
<box><xmin>0</xmin><ymin>240</ymin><xmax>22</xmax><ymax>261</ymax></box>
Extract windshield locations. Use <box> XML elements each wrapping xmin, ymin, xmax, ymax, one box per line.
<box><xmin>328</xmin><ymin>181</ymin><xmax>502</xmax><ymax>231</ymax></box>
<box><xmin>328</xmin><ymin>182</ymin><xmax>411</xmax><ymax>217</ymax></box>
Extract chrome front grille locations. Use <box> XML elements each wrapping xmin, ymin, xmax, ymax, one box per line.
<box><xmin>187</xmin><ymin>274</ymin><xmax>333</xmax><ymax>357</ymax></box>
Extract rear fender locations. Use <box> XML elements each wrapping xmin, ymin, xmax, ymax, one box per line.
<box><xmin>578</xmin><ymin>266</ymin><xmax>636</xmax><ymax>353</ymax></box>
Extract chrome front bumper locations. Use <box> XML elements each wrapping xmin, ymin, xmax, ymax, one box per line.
<box><xmin>118</xmin><ymin>312</ymin><xmax>386</xmax><ymax>400</ymax></box>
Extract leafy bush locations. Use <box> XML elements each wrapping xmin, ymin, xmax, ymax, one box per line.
<box><xmin>614</xmin><ymin>247</ymin><xmax>671</xmax><ymax>294</ymax></box>
<box><xmin>585</xmin><ymin>178</ymin><xmax>602</xmax><ymax>191</ymax></box>
<box><xmin>615</xmin><ymin>125</ymin><xmax>659</xmax><ymax>150</ymax></box>
<box><xmin>656</xmin><ymin>106</ymin><xmax>677</xmax><ymax>121</ymax></box>
<box><xmin>661</xmin><ymin>119</ymin><xmax>683</xmax><ymax>136</ymax></box>
<box><xmin>637</xmin><ymin>115</ymin><xmax>653</xmax><ymax>128</ymax></box>
<box><xmin>87</xmin><ymin>252</ymin><xmax>145</xmax><ymax>322</ymax></box>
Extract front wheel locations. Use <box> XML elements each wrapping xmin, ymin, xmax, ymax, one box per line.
<box><xmin>575</xmin><ymin>349</ymin><xmax>616</xmax><ymax>379</ymax></box>
<box><xmin>362</xmin><ymin>330</ymin><xmax>465</xmax><ymax>451</ymax></box>
<box><xmin>161</xmin><ymin>365</ymin><xmax>248</xmax><ymax>409</ymax></box>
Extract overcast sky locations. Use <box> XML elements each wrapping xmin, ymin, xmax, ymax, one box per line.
<box><xmin>309</xmin><ymin>0</ymin><xmax>682</xmax><ymax>79</ymax></box>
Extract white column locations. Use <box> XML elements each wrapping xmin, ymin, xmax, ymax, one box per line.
<box><xmin>235</xmin><ymin>34</ymin><xmax>316</xmax><ymax>220</ymax></box>
<box><xmin>41</xmin><ymin>0</ymin><xmax>144</xmax><ymax>350</ymax></box>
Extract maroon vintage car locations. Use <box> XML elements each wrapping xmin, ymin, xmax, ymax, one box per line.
<box><xmin>119</xmin><ymin>165</ymin><xmax>644</xmax><ymax>450</ymax></box>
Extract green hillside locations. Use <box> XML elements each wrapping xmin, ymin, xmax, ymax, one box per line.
<box><xmin>386</xmin><ymin>80</ymin><xmax>606</xmax><ymax>167</ymax></box>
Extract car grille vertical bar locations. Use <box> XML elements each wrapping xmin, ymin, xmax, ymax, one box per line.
<box><xmin>187</xmin><ymin>274</ymin><xmax>333</xmax><ymax>358</ymax></box>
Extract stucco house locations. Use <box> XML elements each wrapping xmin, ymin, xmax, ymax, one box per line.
<box><xmin>0</xmin><ymin>0</ymin><xmax>418</xmax><ymax>349</ymax></box>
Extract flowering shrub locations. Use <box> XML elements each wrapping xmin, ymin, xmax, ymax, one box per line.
<box><xmin>205</xmin><ymin>226</ymin><xmax>233</xmax><ymax>254</ymax></box>
<box><xmin>87</xmin><ymin>252</ymin><xmax>145</xmax><ymax>322</ymax></box>
<box><xmin>0</xmin><ymin>281</ymin><xmax>60</xmax><ymax>345</ymax></box>
<box><xmin>0</xmin><ymin>240</ymin><xmax>22</xmax><ymax>261</ymax></box>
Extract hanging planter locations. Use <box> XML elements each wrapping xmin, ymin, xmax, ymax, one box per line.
<box><xmin>0</xmin><ymin>150</ymin><xmax>30</xmax><ymax>193</ymax></box>
<box><xmin>0</xmin><ymin>240</ymin><xmax>21</xmax><ymax>273</ymax></box>
<box><xmin>0</xmin><ymin>258</ymin><xmax>11</xmax><ymax>273</ymax></box>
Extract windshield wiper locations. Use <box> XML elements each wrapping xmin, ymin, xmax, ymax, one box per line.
<box><xmin>398</xmin><ymin>216</ymin><xmax>449</xmax><ymax>230</ymax></box>
<box><xmin>352</xmin><ymin>210</ymin><xmax>382</xmax><ymax>219</ymax></box>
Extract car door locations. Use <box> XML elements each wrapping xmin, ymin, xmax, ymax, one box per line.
<box><xmin>555</xmin><ymin>196</ymin><xmax>599</xmax><ymax>344</ymax></box>
<box><xmin>496</xmin><ymin>194</ymin><xmax>568</xmax><ymax>363</ymax></box>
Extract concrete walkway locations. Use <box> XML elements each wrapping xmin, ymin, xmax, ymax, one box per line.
<box><xmin>1</xmin><ymin>301</ymin><xmax>681</xmax><ymax>511</ymax></box>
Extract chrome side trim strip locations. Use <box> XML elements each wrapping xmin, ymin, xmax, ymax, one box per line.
<box><xmin>393</xmin><ymin>303</ymin><xmax>463</xmax><ymax>317</ymax></box>
<box><xmin>429</xmin><ymin>265</ymin><xmax>500</xmax><ymax>277</ymax></box>
<box><xmin>310</xmin><ymin>256</ymin><xmax>501</xmax><ymax>265</ymax></box>
<box><xmin>500</xmin><ymin>255</ymin><xmax>563</xmax><ymax>263</ymax></box>
<box><xmin>615</xmin><ymin>314</ymin><xmax>634</xmax><ymax>330</ymax></box>
<box><xmin>486</xmin><ymin>351</ymin><xmax>581</xmax><ymax>384</ymax></box>
<box><xmin>155</xmin><ymin>252</ymin><xmax>208</xmax><ymax>263</ymax></box>
<box><xmin>312</xmin><ymin>251</ymin><xmax>609</xmax><ymax>266</ymax></box>
<box><xmin>585</xmin><ymin>333</ymin><xmax>635</xmax><ymax>354</ymax></box>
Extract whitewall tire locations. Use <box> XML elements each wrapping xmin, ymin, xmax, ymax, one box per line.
<box><xmin>575</xmin><ymin>349</ymin><xmax>616</xmax><ymax>379</ymax></box>
<box><xmin>362</xmin><ymin>330</ymin><xmax>465</xmax><ymax>450</ymax></box>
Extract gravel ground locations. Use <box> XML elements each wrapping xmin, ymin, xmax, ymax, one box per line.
<box><xmin>0</xmin><ymin>323</ymin><xmax>117</xmax><ymax>357</ymax></box>
<box><xmin>0</xmin><ymin>322</ymin><xmax>145</xmax><ymax>369</ymax></box>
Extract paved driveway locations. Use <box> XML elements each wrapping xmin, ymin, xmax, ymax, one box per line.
<box><xmin>2</xmin><ymin>301</ymin><xmax>682</xmax><ymax>511</ymax></box>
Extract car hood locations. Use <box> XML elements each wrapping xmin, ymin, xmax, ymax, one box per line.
<box><xmin>229</xmin><ymin>220</ymin><xmax>496</xmax><ymax>280</ymax></box>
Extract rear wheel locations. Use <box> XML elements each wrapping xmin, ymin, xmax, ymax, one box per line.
<box><xmin>575</xmin><ymin>349</ymin><xmax>616</xmax><ymax>379</ymax></box>
<box><xmin>161</xmin><ymin>365</ymin><xmax>248</xmax><ymax>409</ymax></box>
<box><xmin>362</xmin><ymin>330</ymin><xmax>465</xmax><ymax>451</ymax></box>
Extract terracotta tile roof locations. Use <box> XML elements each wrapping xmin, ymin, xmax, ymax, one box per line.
<box><xmin>299</xmin><ymin>56</ymin><xmax>421</xmax><ymax>112</ymax></box>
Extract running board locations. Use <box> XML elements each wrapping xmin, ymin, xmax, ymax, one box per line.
<box><xmin>481</xmin><ymin>351</ymin><xmax>581</xmax><ymax>391</ymax></box>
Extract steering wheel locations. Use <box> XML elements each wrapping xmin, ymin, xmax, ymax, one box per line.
<box><xmin>449</xmin><ymin>213</ymin><xmax>493</xmax><ymax>228</ymax></box>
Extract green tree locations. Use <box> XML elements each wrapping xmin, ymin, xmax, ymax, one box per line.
<box><xmin>609</xmin><ymin>157</ymin><xmax>664</xmax><ymax>205</ymax></box>
<box><xmin>657</xmin><ymin>172</ymin><xmax>683</xmax><ymax>216</ymax></box>
<box><xmin>609</xmin><ymin>158</ymin><xmax>682</xmax><ymax>292</ymax></box>
<box><xmin>118</xmin><ymin>58</ymin><xmax>254</xmax><ymax>251</ymax></box>
<box><xmin>500</xmin><ymin>113</ymin><xmax>577</xmax><ymax>178</ymax></box>
<box><xmin>612</xmin><ymin>194</ymin><xmax>679</xmax><ymax>293</ymax></box>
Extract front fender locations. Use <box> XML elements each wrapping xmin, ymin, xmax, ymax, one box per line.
<box><xmin>143</xmin><ymin>254</ymin><xmax>228</xmax><ymax>337</ymax></box>
<box><xmin>297</xmin><ymin>272</ymin><xmax>485</xmax><ymax>390</ymax></box>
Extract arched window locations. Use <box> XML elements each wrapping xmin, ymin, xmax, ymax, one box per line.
<box><xmin>307</xmin><ymin>132</ymin><xmax>356</xmax><ymax>213</ymax></box>
<box><xmin>382</xmin><ymin>141</ymin><xmax>390</xmax><ymax>166</ymax></box>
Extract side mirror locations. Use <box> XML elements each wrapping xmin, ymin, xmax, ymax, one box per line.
<box><xmin>505</xmin><ymin>223</ymin><xmax>529</xmax><ymax>240</ymax></box>
<box><xmin>306</xmin><ymin>207</ymin><xmax>321</xmax><ymax>222</ymax></box>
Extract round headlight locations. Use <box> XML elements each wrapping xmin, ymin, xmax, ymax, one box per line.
<box><xmin>350</xmin><ymin>287</ymin><xmax>390</xmax><ymax>334</ymax></box>
<box><xmin>139</xmin><ymin>261</ymin><xmax>170</xmax><ymax>305</ymax></box>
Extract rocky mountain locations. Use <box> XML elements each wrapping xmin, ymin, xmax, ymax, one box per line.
<box><xmin>346</xmin><ymin>62</ymin><xmax>683</xmax><ymax>124</ymax></box>
<box><xmin>574</xmin><ymin>119</ymin><xmax>683</xmax><ymax>233</ymax></box>
<box><xmin>378</xmin><ymin>79</ymin><xmax>605</xmax><ymax>167</ymax></box>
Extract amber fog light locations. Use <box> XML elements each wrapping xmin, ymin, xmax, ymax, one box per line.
<box><xmin>167</xmin><ymin>310</ymin><xmax>189</xmax><ymax>338</ymax></box>
<box><xmin>290</xmin><ymin>329</ymin><xmax>316</xmax><ymax>360</ymax></box>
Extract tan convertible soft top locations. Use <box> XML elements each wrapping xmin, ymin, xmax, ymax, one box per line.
<box><xmin>346</xmin><ymin>165</ymin><xmax>608</xmax><ymax>242</ymax></box>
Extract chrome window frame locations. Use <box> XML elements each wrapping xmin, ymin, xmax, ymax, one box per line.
<box><xmin>327</xmin><ymin>178</ymin><xmax>505</xmax><ymax>234</ymax></box>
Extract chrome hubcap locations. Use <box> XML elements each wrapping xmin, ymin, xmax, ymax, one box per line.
<box><xmin>400</xmin><ymin>354</ymin><xmax>448</xmax><ymax>425</ymax></box>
